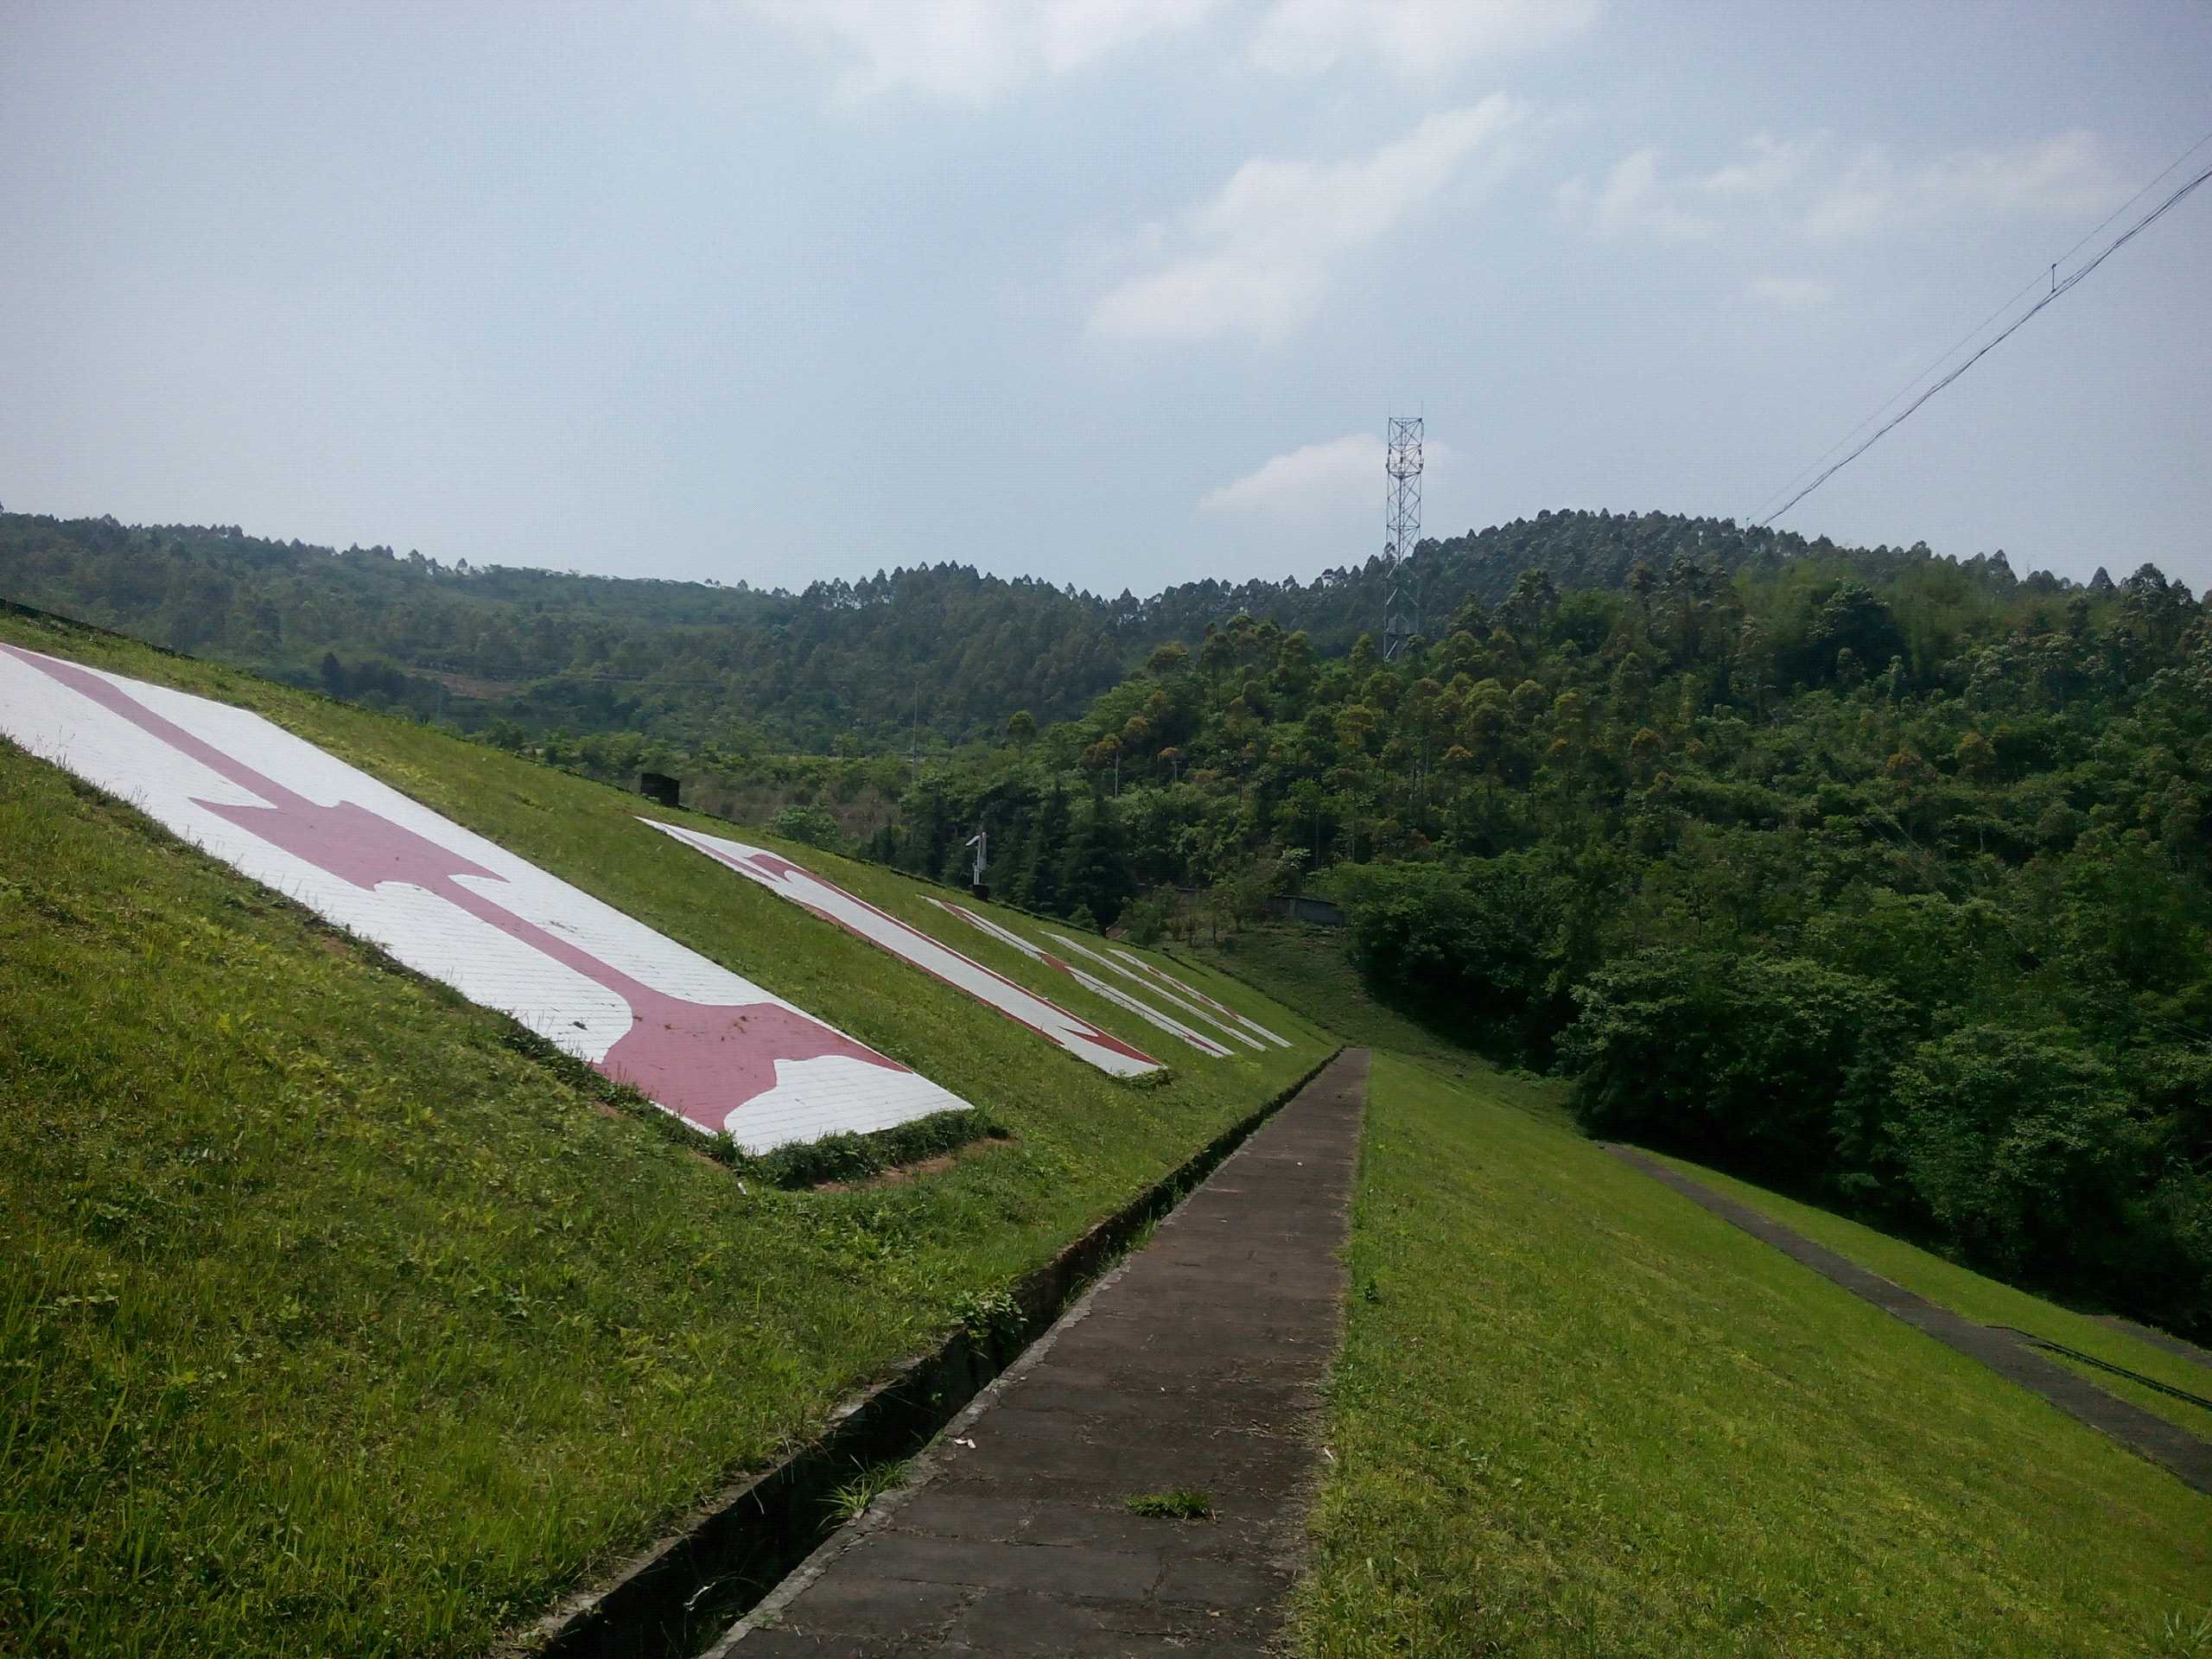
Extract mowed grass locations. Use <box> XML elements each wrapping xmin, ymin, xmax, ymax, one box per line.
<box><xmin>1651</xmin><ymin>1152</ymin><xmax>2212</xmax><ymax>1443</ymax></box>
<box><xmin>0</xmin><ymin>614</ymin><xmax>1325</xmax><ymax>1656</ymax></box>
<box><xmin>1296</xmin><ymin>1056</ymin><xmax>2211</xmax><ymax>1659</ymax></box>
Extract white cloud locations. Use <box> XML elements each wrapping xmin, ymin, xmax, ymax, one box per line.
<box><xmin>1249</xmin><ymin>0</ymin><xmax>1597</xmax><ymax>82</ymax></box>
<box><xmin>1559</xmin><ymin>147</ymin><xmax>1718</xmax><ymax>239</ymax></box>
<box><xmin>1745</xmin><ymin>275</ymin><xmax>1834</xmax><ymax>309</ymax></box>
<box><xmin>1802</xmin><ymin>130</ymin><xmax>2116</xmax><ymax>239</ymax></box>
<box><xmin>1561</xmin><ymin>129</ymin><xmax>2120</xmax><ymax>244</ymax></box>
<box><xmin>1200</xmin><ymin>431</ymin><xmax>1453</xmax><ymax>519</ymax></box>
<box><xmin>1091</xmin><ymin>98</ymin><xmax>1526</xmax><ymax>341</ymax></box>
<box><xmin>740</xmin><ymin>0</ymin><xmax>1219</xmax><ymax>104</ymax></box>
<box><xmin>742</xmin><ymin>0</ymin><xmax>1589</xmax><ymax>102</ymax></box>
<box><xmin>1698</xmin><ymin>133</ymin><xmax>1815</xmax><ymax>200</ymax></box>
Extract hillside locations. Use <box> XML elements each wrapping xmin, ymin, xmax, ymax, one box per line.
<box><xmin>0</xmin><ymin>505</ymin><xmax>2069</xmax><ymax>751</ymax></box>
<box><xmin>6</xmin><ymin>603</ymin><xmax>2206</xmax><ymax>1657</ymax></box>
<box><xmin>860</xmin><ymin>550</ymin><xmax>2212</xmax><ymax>1346</ymax></box>
<box><xmin>1298</xmin><ymin>1057</ymin><xmax>2209</xmax><ymax>1656</ymax></box>
<box><xmin>0</xmin><ymin>606</ymin><xmax>1327</xmax><ymax>1656</ymax></box>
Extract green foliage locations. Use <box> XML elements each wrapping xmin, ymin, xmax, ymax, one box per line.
<box><xmin>1890</xmin><ymin>1026</ymin><xmax>2146</xmax><ymax>1279</ymax></box>
<box><xmin>766</xmin><ymin>803</ymin><xmax>849</xmax><ymax>853</ymax></box>
<box><xmin>0</xmin><ymin>506</ymin><xmax>1999</xmax><ymax>755</ymax></box>
<box><xmin>1118</xmin><ymin>887</ymin><xmax>1179</xmax><ymax>946</ymax></box>
<box><xmin>816</xmin><ymin>537</ymin><xmax>2212</xmax><ymax>1338</ymax></box>
<box><xmin>826</xmin><ymin>1459</ymin><xmax>909</xmax><ymax>1522</ymax></box>
<box><xmin>10</xmin><ymin>505</ymin><xmax>2212</xmax><ymax>1332</ymax></box>
<box><xmin>1122</xmin><ymin>1488</ymin><xmax>1212</xmax><ymax>1519</ymax></box>
<box><xmin>1331</xmin><ymin>860</ymin><xmax>1573</xmax><ymax>1063</ymax></box>
<box><xmin>1565</xmin><ymin>950</ymin><xmax>1910</xmax><ymax>1182</ymax></box>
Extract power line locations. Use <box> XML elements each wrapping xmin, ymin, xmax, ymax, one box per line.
<box><xmin>1750</xmin><ymin>128</ymin><xmax>2212</xmax><ymax>524</ymax></box>
<box><xmin>1753</xmin><ymin>139</ymin><xmax>2212</xmax><ymax>529</ymax></box>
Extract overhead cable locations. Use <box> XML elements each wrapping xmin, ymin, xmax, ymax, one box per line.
<box><xmin>1754</xmin><ymin>144</ymin><xmax>2212</xmax><ymax>527</ymax></box>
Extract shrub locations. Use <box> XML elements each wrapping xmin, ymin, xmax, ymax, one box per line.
<box><xmin>768</xmin><ymin>804</ymin><xmax>848</xmax><ymax>853</ymax></box>
<box><xmin>1563</xmin><ymin>949</ymin><xmax>1910</xmax><ymax>1184</ymax></box>
<box><xmin>1889</xmin><ymin>1025</ymin><xmax>2148</xmax><ymax>1281</ymax></box>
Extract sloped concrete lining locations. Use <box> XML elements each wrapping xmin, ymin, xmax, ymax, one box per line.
<box><xmin>713</xmin><ymin>1049</ymin><xmax>1371</xmax><ymax>1656</ymax></box>
<box><xmin>1603</xmin><ymin>1144</ymin><xmax>2212</xmax><ymax>1497</ymax></box>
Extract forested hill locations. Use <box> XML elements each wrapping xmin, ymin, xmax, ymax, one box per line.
<box><xmin>858</xmin><ymin>554</ymin><xmax>2212</xmax><ymax>1340</ymax></box>
<box><xmin>0</xmin><ymin>505</ymin><xmax>2087</xmax><ymax>750</ymax></box>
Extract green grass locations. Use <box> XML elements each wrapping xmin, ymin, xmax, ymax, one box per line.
<box><xmin>1651</xmin><ymin>1152</ymin><xmax>2212</xmax><ymax>1442</ymax></box>
<box><xmin>1296</xmin><ymin>1054</ymin><xmax>2211</xmax><ymax>1659</ymax></box>
<box><xmin>0</xmin><ymin>612</ymin><xmax>1327</xmax><ymax>1656</ymax></box>
<box><xmin>825</xmin><ymin>1459</ymin><xmax>909</xmax><ymax>1522</ymax></box>
<box><xmin>1122</xmin><ymin>1488</ymin><xmax>1213</xmax><ymax>1519</ymax></box>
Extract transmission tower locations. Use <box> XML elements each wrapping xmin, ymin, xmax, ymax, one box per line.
<box><xmin>1381</xmin><ymin>416</ymin><xmax>1423</xmax><ymax>659</ymax></box>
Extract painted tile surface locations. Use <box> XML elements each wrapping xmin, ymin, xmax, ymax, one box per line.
<box><xmin>0</xmin><ymin>645</ymin><xmax>968</xmax><ymax>1151</ymax></box>
<box><xmin>645</xmin><ymin>820</ymin><xmax>1163</xmax><ymax>1077</ymax></box>
<box><xmin>926</xmin><ymin>899</ymin><xmax>1234</xmax><ymax>1058</ymax></box>
<box><xmin>1094</xmin><ymin>942</ymin><xmax>1292</xmax><ymax>1049</ymax></box>
<box><xmin>1041</xmin><ymin>932</ymin><xmax>1271</xmax><ymax>1052</ymax></box>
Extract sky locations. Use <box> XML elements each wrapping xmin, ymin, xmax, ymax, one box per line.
<box><xmin>3</xmin><ymin>0</ymin><xmax>2209</xmax><ymax>595</ymax></box>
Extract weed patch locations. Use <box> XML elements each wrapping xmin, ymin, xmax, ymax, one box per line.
<box><xmin>1123</xmin><ymin>1488</ymin><xmax>1212</xmax><ymax>1520</ymax></box>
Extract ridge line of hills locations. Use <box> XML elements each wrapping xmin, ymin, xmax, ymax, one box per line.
<box><xmin>0</xmin><ymin>504</ymin><xmax>2124</xmax><ymax>752</ymax></box>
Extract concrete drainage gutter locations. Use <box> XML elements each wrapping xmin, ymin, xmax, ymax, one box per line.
<box><xmin>507</xmin><ymin>1047</ymin><xmax>1344</xmax><ymax>1659</ymax></box>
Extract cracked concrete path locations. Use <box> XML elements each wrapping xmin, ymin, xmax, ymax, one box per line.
<box><xmin>1604</xmin><ymin>1142</ymin><xmax>2212</xmax><ymax>1497</ymax></box>
<box><xmin>711</xmin><ymin>1048</ymin><xmax>1370</xmax><ymax>1657</ymax></box>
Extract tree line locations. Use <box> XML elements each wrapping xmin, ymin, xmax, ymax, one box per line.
<box><xmin>849</xmin><ymin>550</ymin><xmax>2211</xmax><ymax>1338</ymax></box>
<box><xmin>2</xmin><ymin>505</ymin><xmax>1986</xmax><ymax>751</ymax></box>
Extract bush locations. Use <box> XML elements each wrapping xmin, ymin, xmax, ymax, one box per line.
<box><xmin>1119</xmin><ymin>887</ymin><xmax>1179</xmax><ymax>946</ymax></box>
<box><xmin>767</xmin><ymin>804</ymin><xmax>848</xmax><ymax>853</ymax></box>
<box><xmin>1563</xmin><ymin>949</ymin><xmax>1910</xmax><ymax>1184</ymax></box>
<box><xmin>1889</xmin><ymin>1025</ymin><xmax>2147</xmax><ymax>1281</ymax></box>
<box><xmin>1332</xmin><ymin>858</ymin><xmax>1570</xmax><ymax>1062</ymax></box>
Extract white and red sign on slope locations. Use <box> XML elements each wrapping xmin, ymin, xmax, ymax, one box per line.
<box><xmin>0</xmin><ymin>645</ymin><xmax>969</xmax><ymax>1151</ymax></box>
<box><xmin>1044</xmin><ymin>932</ymin><xmax>1291</xmax><ymax>1051</ymax></box>
<box><xmin>925</xmin><ymin>899</ymin><xmax>1235</xmax><ymax>1058</ymax></box>
<box><xmin>643</xmin><ymin>820</ymin><xmax>1164</xmax><ymax>1078</ymax></box>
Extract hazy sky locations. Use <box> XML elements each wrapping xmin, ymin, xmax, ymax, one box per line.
<box><xmin>4</xmin><ymin>1</ymin><xmax>2209</xmax><ymax>594</ymax></box>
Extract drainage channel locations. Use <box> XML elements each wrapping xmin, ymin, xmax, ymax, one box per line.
<box><xmin>512</xmin><ymin>1048</ymin><xmax>1343</xmax><ymax>1659</ymax></box>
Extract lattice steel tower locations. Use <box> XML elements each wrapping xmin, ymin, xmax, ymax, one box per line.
<box><xmin>1382</xmin><ymin>416</ymin><xmax>1423</xmax><ymax>659</ymax></box>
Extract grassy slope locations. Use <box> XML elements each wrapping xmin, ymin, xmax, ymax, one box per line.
<box><xmin>1186</xmin><ymin>924</ymin><xmax>1522</xmax><ymax>1090</ymax></box>
<box><xmin>1653</xmin><ymin>1153</ymin><xmax>2212</xmax><ymax>1443</ymax></box>
<box><xmin>0</xmin><ymin>612</ymin><xmax>1326</xmax><ymax>1656</ymax></box>
<box><xmin>1297</xmin><ymin>1056</ymin><xmax>2210</xmax><ymax>1659</ymax></box>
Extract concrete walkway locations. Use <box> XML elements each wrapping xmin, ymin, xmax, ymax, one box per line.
<box><xmin>713</xmin><ymin>1049</ymin><xmax>1370</xmax><ymax>1657</ymax></box>
<box><xmin>1604</xmin><ymin>1143</ymin><xmax>2212</xmax><ymax>1497</ymax></box>
<box><xmin>2097</xmin><ymin>1314</ymin><xmax>2212</xmax><ymax>1373</ymax></box>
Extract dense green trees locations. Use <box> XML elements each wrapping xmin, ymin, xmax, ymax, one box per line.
<box><xmin>1</xmin><ymin>505</ymin><xmax>1976</xmax><ymax>751</ymax></box>
<box><xmin>850</xmin><ymin>549</ymin><xmax>2212</xmax><ymax>1336</ymax></box>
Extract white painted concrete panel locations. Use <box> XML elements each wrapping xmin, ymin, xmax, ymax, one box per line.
<box><xmin>1108</xmin><ymin>948</ymin><xmax>1292</xmax><ymax>1048</ymax></box>
<box><xmin>925</xmin><ymin>899</ymin><xmax>1235</xmax><ymax>1058</ymax></box>
<box><xmin>1043</xmin><ymin>932</ymin><xmax>1267</xmax><ymax>1052</ymax></box>
<box><xmin>645</xmin><ymin>820</ymin><xmax>1163</xmax><ymax>1077</ymax></box>
<box><xmin>0</xmin><ymin>644</ymin><xmax>969</xmax><ymax>1151</ymax></box>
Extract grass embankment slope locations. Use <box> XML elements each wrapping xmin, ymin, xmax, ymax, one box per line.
<box><xmin>1649</xmin><ymin>1152</ymin><xmax>2212</xmax><ymax>1444</ymax></box>
<box><xmin>1192</xmin><ymin>922</ymin><xmax>1515</xmax><ymax>1086</ymax></box>
<box><xmin>0</xmin><ymin>610</ymin><xmax>1327</xmax><ymax>1656</ymax></box>
<box><xmin>1299</xmin><ymin>1056</ymin><xmax>2211</xmax><ymax>1659</ymax></box>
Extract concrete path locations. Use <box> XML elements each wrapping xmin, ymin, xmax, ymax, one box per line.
<box><xmin>1604</xmin><ymin>1144</ymin><xmax>2212</xmax><ymax>1497</ymax></box>
<box><xmin>713</xmin><ymin>1049</ymin><xmax>1370</xmax><ymax>1657</ymax></box>
<box><xmin>2097</xmin><ymin>1314</ymin><xmax>2212</xmax><ymax>1373</ymax></box>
